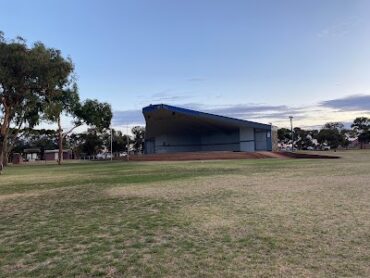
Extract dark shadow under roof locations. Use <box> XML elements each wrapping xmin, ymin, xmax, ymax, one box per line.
<box><xmin>142</xmin><ymin>104</ymin><xmax>272</xmax><ymax>130</ymax></box>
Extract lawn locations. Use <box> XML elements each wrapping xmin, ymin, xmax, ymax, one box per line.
<box><xmin>1</xmin><ymin>150</ymin><xmax>370</xmax><ymax>277</ymax></box>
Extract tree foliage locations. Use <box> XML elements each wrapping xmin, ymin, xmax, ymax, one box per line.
<box><xmin>131</xmin><ymin>126</ymin><xmax>145</xmax><ymax>153</ymax></box>
<box><xmin>277</xmin><ymin>128</ymin><xmax>291</xmax><ymax>143</ymax></box>
<box><xmin>0</xmin><ymin>34</ymin><xmax>52</xmax><ymax>172</ymax></box>
<box><xmin>0</xmin><ymin>32</ymin><xmax>113</xmax><ymax>171</ymax></box>
<box><xmin>79</xmin><ymin>129</ymin><xmax>104</xmax><ymax>156</ymax></box>
<box><xmin>277</xmin><ymin>122</ymin><xmax>350</xmax><ymax>150</ymax></box>
<box><xmin>317</xmin><ymin>128</ymin><xmax>342</xmax><ymax>149</ymax></box>
<box><xmin>110</xmin><ymin>129</ymin><xmax>130</xmax><ymax>153</ymax></box>
<box><xmin>351</xmin><ymin>117</ymin><xmax>370</xmax><ymax>148</ymax></box>
<box><xmin>44</xmin><ymin>94</ymin><xmax>112</xmax><ymax>164</ymax></box>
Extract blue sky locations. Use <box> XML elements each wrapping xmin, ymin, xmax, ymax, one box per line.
<box><xmin>2</xmin><ymin>0</ymin><xmax>370</xmax><ymax>129</ymax></box>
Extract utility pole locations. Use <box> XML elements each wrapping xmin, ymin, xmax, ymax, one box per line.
<box><xmin>126</xmin><ymin>125</ymin><xmax>130</xmax><ymax>161</ymax></box>
<box><xmin>110</xmin><ymin>128</ymin><xmax>113</xmax><ymax>161</ymax></box>
<box><xmin>289</xmin><ymin>116</ymin><xmax>294</xmax><ymax>151</ymax></box>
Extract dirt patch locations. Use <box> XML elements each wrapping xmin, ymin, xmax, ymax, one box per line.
<box><xmin>278</xmin><ymin>152</ymin><xmax>340</xmax><ymax>159</ymax></box>
<box><xmin>125</xmin><ymin>151</ymin><xmax>340</xmax><ymax>162</ymax></box>
<box><xmin>127</xmin><ymin>151</ymin><xmax>279</xmax><ymax>161</ymax></box>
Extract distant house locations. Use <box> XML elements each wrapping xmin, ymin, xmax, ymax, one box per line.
<box><xmin>348</xmin><ymin>138</ymin><xmax>370</xmax><ymax>149</ymax></box>
<box><xmin>43</xmin><ymin>149</ymin><xmax>72</xmax><ymax>161</ymax></box>
<box><xmin>24</xmin><ymin>148</ymin><xmax>41</xmax><ymax>161</ymax></box>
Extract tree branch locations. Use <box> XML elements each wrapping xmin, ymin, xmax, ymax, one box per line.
<box><xmin>62</xmin><ymin>123</ymin><xmax>82</xmax><ymax>139</ymax></box>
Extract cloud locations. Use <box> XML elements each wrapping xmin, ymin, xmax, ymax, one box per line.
<box><xmin>317</xmin><ymin>17</ymin><xmax>359</xmax><ymax>38</ymax></box>
<box><xmin>112</xmin><ymin>109</ymin><xmax>144</xmax><ymax>126</ymax></box>
<box><xmin>203</xmin><ymin>104</ymin><xmax>288</xmax><ymax>117</ymax></box>
<box><xmin>187</xmin><ymin>77</ymin><xmax>206</xmax><ymax>82</ymax></box>
<box><xmin>112</xmin><ymin>103</ymin><xmax>301</xmax><ymax>127</ymax></box>
<box><xmin>145</xmin><ymin>89</ymin><xmax>193</xmax><ymax>103</ymax></box>
<box><xmin>112</xmin><ymin>95</ymin><xmax>370</xmax><ymax>129</ymax></box>
<box><xmin>320</xmin><ymin>94</ymin><xmax>370</xmax><ymax>112</ymax></box>
<box><xmin>184</xmin><ymin>103</ymin><xmax>307</xmax><ymax>121</ymax></box>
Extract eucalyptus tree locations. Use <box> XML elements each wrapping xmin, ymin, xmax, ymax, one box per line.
<box><xmin>351</xmin><ymin>117</ymin><xmax>370</xmax><ymax>149</ymax></box>
<box><xmin>0</xmin><ymin>33</ymin><xmax>49</xmax><ymax>173</ymax></box>
<box><xmin>318</xmin><ymin>122</ymin><xmax>346</xmax><ymax>150</ymax></box>
<box><xmin>0</xmin><ymin>32</ymin><xmax>112</xmax><ymax>172</ymax></box>
<box><xmin>44</xmin><ymin>95</ymin><xmax>112</xmax><ymax>164</ymax></box>
<box><xmin>35</xmin><ymin>44</ymin><xmax>112</xmax><ymax>164</ymax></box>
<box><xmin>131</xmin><ymin>126</ymin><xmax>145</xmax><ymax>153</ymax></box>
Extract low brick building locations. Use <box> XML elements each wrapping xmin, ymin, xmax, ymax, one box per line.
<box><xmin>24</xmin><ymin>148</ymin><xmax>41</xmax><ymax>161</ymax></box>
<box><xmin>43</xmin><ymin>149</ymin><xmax>72</xmax><ymax>161</ymax></box>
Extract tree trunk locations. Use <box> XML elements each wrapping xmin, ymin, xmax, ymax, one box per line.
<box><xmin>0</xmin><ymin>106</ymin><xmax>11</xmax><ymax>174</ymax></box>
<box><xmin>57</xmin><ymin>116</ymin><xmax>63</xmax><ymax>165</ymax></box>
<box><xmin>0</xmin><ymin>137</ymin><xmax>5</xmax><ymax>175</ymax></box>
<box><xmin>4</xmin><ymin>122</ymin><xmax>23</xmax><ymax>166</ymax></box>
<box><xmin>2</xmin><ymin>137</ymin><xmax>9</xmax><ymax>166</ymax></box>
<box><xmin>4</xmin><ymin>139</ymin><xmax>14</xmax><ymax>167</ymax></box>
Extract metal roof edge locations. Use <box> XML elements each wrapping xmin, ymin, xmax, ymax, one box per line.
<box><xmin>142</xmin><ymin>104</ymin><xmax>272</xmax><ymax>130</ymax></box>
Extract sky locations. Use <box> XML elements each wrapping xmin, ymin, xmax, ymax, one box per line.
<box><xmin>1</xmin><ymin>0</ymin><xmax>370</xmax><ymax>130</ymax></box>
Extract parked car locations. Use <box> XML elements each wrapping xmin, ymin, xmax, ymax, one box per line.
<box><xmin>97</xmin><ymin>152</ymin><xmax>112</xmax><ymax>159</ymax></box>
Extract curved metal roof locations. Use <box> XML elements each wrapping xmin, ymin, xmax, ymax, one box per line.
<box><xmin>142</xmin><ymin>104</ymin><xmax>272</xmax><ymax>130</ymax></box>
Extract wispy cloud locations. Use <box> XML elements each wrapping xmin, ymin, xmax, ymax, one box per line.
<box><xmin>317</xmin><ymin>17</ymin><xmax>360</xmax><ymax>38</ymax></box>
<box><xmin>143</xmin><ymin>89</ymin><xmax>194</xmax><ymax>103</ymax></box>
<box><xmin>112</xmin><ymin>109</ymin><xmax>144</xmax><ymax>126</ymax></box>
<box><xmin>203</xmin><ymin>104</ymin><xmax>288</xmax><ymax>117</ymax></box>
<box><xmin>112</xmin><ymin>103</ymin><xmax>302</xmax><ymax>127</ymax></box>
<box><xmin>112</xmin><ymin>94</ymin><xmax>370</xmax><ymax>129</ymax></box>
<box><xmin>320</xmin><ymin>94</ymin><xmax>370</xmax><ymax>111</ymax></box>
<box><xmin>186</xmin><ymin>77</ymin><xmax>206</xmax><ymax>82</ymax></box>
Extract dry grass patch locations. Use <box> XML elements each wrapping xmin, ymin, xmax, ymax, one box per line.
<box><xmin>2</xmin><ymin>151</ymin><xmax>370</xmax><ymax>277</ymax></box>
<box><xmin>105</xmin><ymin>175</ymin><xmax>256</xmax><ymax>200</ymax></box>
<box><xmin>0</xmin><ymin>191</ymin><xmax>45</xmax><ymax>202</ymax></box>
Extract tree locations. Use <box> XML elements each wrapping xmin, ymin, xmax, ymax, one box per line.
<box><xmin>293</xmin><ymin>127</ymin><xmax>315</xmax><ymax>150</ymax></box>
<box><xmin>0</xmin><ymin>32</ymin><xmax>113</xmax><ymax>171</ymax></box>
<box><xmin>324</xmin><ymin>122</ymin><xmax>344</xmax><ymax>130</ymax></box>
<box><xmin>340</xmin><ymin>129</ymin><xmax>351</xmax><ymax>149</ymax></box>
<box><xmin>40</xmin><ymin>50</ymin><xmax>77</xmax><ymax>165</ymax></box>
<box><xmin>39</xmin><ymin>49</ymin><xmax>112</xmax><ymax>164</ymax></box>
<box><xmin>44</xmin><ymin>88</ymin><xmax>112</xmax><ymax>164</ymax></box>
<box><xmin>277</xmin><ymin>128</ymin><xmax>291</xmax><ymax>143</ymax></box>
<box><xmin>36</xmin><ymin>43</ymin><xmax>112</xmax><ymax>164</ymax></box>
<box><xmin>351</xmin><ymin>117</ymin><xmax>370</xmax><ymax>149</ymax></box>
<box><xmin>0</xmin><ymin>33</ymin><xmax>52</xmax><ymax>173</ymax></box>
<box><xmin>317</xmin><ymin>122</ymin><xmax>345</xmax><ymax>150</ymax></box>
<box><xmin>80</xmin><ymin>129</ymin><xmax>104</xmax><ymax>156</ymax></box>
<box><xmin>103</xmin><ymin>129</ymin><xmax>130</xmax><ymax>153</ymax></box>
<box><xmin>131</xmin><ymin>126</ymin><xmax>145</xmax><ymax>153</ymax></box>
<box><xmin>317</xmin><ymin>129</ymin><xmax>340</xmax><ymax>149</ymax></box>
<box><xmin>7</xmin><ymin>128</ymin><xmax>58</xmax><ymax>160</ymax></box>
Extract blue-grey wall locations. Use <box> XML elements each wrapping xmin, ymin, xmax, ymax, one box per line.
<box><xmin>145</xmin><ymin>127</ymin><xmax>272</xmax><ymax>154</ymax></box>
<box><xmin>151</xmin><ymin>131</ymin><xmax>240</xmax><ymax>153</ymax></box>
<box><xmin>239</xmin><ymin>127</ymin><xmax>255</xmax><ymax>151</ymax></box>
<box><xmin>154</xmin><ymin>134</ymin><xmax>201</xmax><ymax>153</ymax></box>
<box><xmin>255</xmin><ymin>129</ymin><xmax>272</xmax><ymax>151</ymax></box>
<box><xmin>146</xmin><ymin>128</ymin><xmax>273</xmax><ymax>153</ymax></box>
<box><xmin>200</xmin><ymin>131</ymin><xmax>240</xmax><ymax>151</ymax></box>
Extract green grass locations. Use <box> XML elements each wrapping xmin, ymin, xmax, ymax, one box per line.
<box><xmin>1</xmin><ymin>150</ymin><xmax>370</xmax><ymax>277</ymax></box>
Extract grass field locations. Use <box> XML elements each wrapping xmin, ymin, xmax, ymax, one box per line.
<box><xmin>1</xmin><ymin>151</ymin><xmax>370</xmax><ymax>277</ymax></box>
